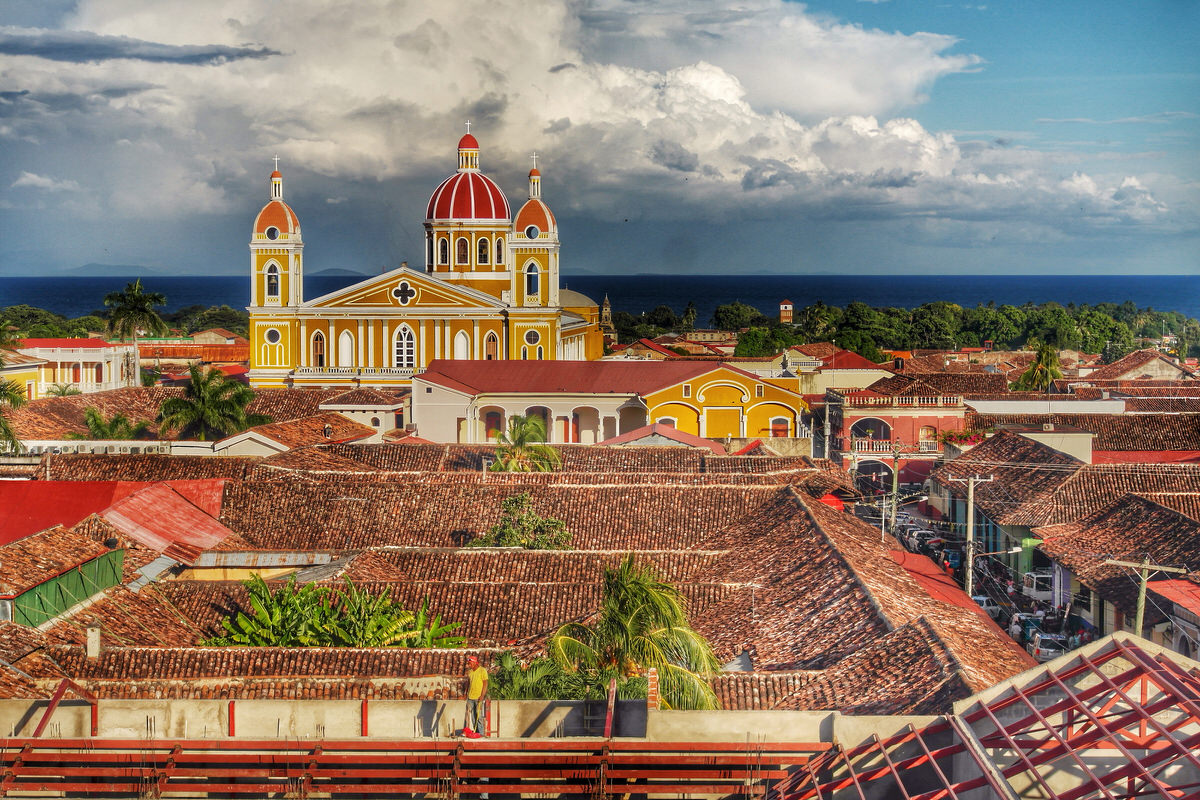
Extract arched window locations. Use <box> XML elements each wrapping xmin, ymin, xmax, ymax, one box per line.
<box><xmin>477</xmin><ymin>238</ymin><xmax>489</xmax><ymax>265</ymax></box>
<box><xmin>426</xmin><ymin>236</ymin><xmax>434</xmax><ymax>268</ymax></box>
<box><xmin>485</xmin><ymin>332</ymin><xmax>499</xmax><ymax>360</ymax></box>
<box><xmin>266</xmin><ymin>263</ymin><xmax>280</xmax><ymax>298</ymax></box>
<box><xmin>438</xmin><ymin>237</ymin><xmax>449</xmax><ymax>265</ymax></box>
<box><xmin>537</xmin><ymin>345</ymin><xmax>544</xmax><ymax>360</ymax></box>
<box><xmin>525</xmin><ymin>263</ymin><xmax>540</xmax><ymax>297</ymax></box>
<box><xmin>770</xmin><ymin>417</ymin><xmax>789</xmax><ymax>438</ymax></box>
<box><xmin>394</xmin><ymin>325</ymin><xmax>416</xmax><ymax>369</ymax></box>
<box><xmin>453</xmin><ymin>331</ymin><xmax>469</xmax><ymax>360</ymax></box>
<box><xmin>312</xmin><ymin>331</ymin><xmax>326</xmax><ymax>368</ymax></box>
<box><xmin>495</xmin><ymin>237</ymin><xmax>504</xmax><ymax>264</ymax></box>
<box><xmin>456</xmin><ymin>237</ymin><xmax>469</xmax><ymax>265</ymax></box>
<box><xmin>521</xmin><ymin>346</ymin><xmax>528</xmax><ymax>360</ymax></box>
<box><xmin>338</xmin><ymin>330</ymin><xmax>354</xmax><ymax>367</ymax></box>
<box><xmin>94</xmin><ymin>363</ymin><xmax>103</xmax><ymax>383</ymax></box>
<box><xmin>484</xmin><ymin>410</ymin><xmax>503</xmax><ymax>439</ymax></box>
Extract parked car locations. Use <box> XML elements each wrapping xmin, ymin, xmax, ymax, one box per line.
<box><xmin>973</xmin><ymin>595</ymin><xmax>1003</xmax><ymax>620</ymax></box>
<box><xmin>1027</xmin><ymin>632</ymin><xmax>1069</xmax><ymax>662</ymax></box>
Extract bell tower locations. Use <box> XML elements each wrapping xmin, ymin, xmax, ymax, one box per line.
<box><xmin>250</xmin><ymin>160</ymin><xmax>304</xmax><ymax>308</ymax></box>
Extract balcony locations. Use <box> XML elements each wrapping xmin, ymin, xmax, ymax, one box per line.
<box><xmin>849</xmin><ymin>438</ymin><xmax>942</xmax><ymax>455</ymax></box>
<box><xmin>842</xmin><ymin>394</ymin><xmax>962</xmax><ymax>408</ymax></box>
<box><xmin>38</xmin><ymin>380</ymin><xmax>129</xmax><ymax>395</ymax></box>
<box><xmin>295</xmin><ymin>367</ymin><xmax>425</xmax><ymax>378</ymax></box>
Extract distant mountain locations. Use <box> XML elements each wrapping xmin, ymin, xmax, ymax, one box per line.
<box><xmin>61</xmin><ymin>263</ymin><xmax>171</xmax><ymax>276</ymax></box>
<box><xmin>309</xmin><ymin>268</ymin><xmax>370</xmax><ymax>276</ymax></box>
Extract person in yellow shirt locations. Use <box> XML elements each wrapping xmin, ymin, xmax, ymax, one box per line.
<box><xmin>464</xmin><ymin>655</ymin><xmax>488</xmax><ymax>738</ymax></box>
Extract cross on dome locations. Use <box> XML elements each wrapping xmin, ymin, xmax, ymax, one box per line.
<box><xmin>464</xmin><ymin>120</ymin><xmax>471</xmax><ymax>134</ymax></box>
<box><xmin>531</xmin><ymin>152</ymin><xmax>538</xmax><ymax>170</ymax></box>
<box><xmin>273</xmin><ymin>154</ymin><xmax>280</xmax><ymax>171</ymax></box>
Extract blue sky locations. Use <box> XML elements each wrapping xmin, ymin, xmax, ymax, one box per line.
<box><xmin>0</xmin><ymin>0</ymin><xmax>1196</xmax><ymax>279</ymax></box>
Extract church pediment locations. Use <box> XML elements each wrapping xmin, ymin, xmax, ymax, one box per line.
<box><xmin>305</xmin><ymin>268</ymin><xmax>504</xmax><ymax>310</ymax></box>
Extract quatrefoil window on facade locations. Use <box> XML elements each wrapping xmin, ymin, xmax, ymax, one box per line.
<box><xmin>392</xmin><ymin>282</ymin><xmax>417</xmax><ymax>305</ymax></box>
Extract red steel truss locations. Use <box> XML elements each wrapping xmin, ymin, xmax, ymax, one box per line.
<box><xmin>0</xmin><ymin>738</ymin><xmax>828</xmax><ymax>798</ymax></box>
<box><xmin>773</xmin><ymin>637</ymin><xmax>1200</xmax><ymax>800</ymax></box>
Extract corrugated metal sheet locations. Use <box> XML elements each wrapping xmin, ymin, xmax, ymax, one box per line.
<box><xmin>100</xmin><ymin>485</ymin><xmax>236</xmax><ymax>566</ymax></box>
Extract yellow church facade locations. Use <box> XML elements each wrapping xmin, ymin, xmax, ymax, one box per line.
<box><xmin>248</xmin><ymin>133</ymin><xmax>604</xmax><ymax>390</ymax></box>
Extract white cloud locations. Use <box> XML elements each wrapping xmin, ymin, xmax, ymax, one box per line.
<box><xmin>11</xmin><ymin>170</ymin><xmax>81</xmax><ymax>191</ymax></box>
<box><xmin>0</xmin><ymin>0</ymin><xmax>1184</xmax><ymax>255</ymax></box>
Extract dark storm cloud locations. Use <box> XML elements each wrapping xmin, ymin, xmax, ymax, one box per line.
<box><xmin>0</xmin><ymin>28</ymin><xmax>280</xmax><ymax>65</ymax></box>
<box><xmin>649</xmin><ymin>140</ymin><xmax>699</xmax><ymax>172</ymax></box>
<box><xmin>0</xmin><ymin>84</ymin><xmax>156</xmax><ymax>117</ymax></box>
<box><xmin>548</xmin><ymin>62</ymin><xmax>576</xmax><ymax>73</ymax></box>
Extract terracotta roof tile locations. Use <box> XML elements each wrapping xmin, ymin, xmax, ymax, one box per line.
<box><xmin>1085</xmin><ymin>350</ymin><xmax>1195</xmax><ymax>381</ymax></box>
<box><xmin>968</xmin><ymin>412</ymin><xmax>1200</xmax><ymax>451</ymax></box>
<box><xmin>1034</xmin><ymin>494</ymin><xmax>1200</xmax><ymax>622</ymax></box>
<box><xmin>43</xmin><ymin>454</ymin><xmax>258</xmax><ymax>482</ymax></box>
<box><xmin>0</xmin><ymin>526</ymin><xmax>111</xmax><ymax>597</ymax></box>
<box><xmin>234</xmin><ymin>411</ymin><xmax>376</xmax><ymax>448</ymax></box>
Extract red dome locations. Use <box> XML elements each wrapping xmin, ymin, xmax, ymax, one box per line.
<box><xmin>459</xmin><ymin>133</ymin><xmax>479</xmax><ymax>149</ymax></box>
<box><xmin>253</xmin><ymin>200</ymin><xmax>300</xmax><ymax>236</ymax></box>
<box><xmin>426</xmin><ymin>171</ymin><xmax>510</xmax><ymax>222</ymax></box>
<box><xmin>515</xmin><ymin>197</ymin><xmax>556</xmax><ymax>234</ymax></box>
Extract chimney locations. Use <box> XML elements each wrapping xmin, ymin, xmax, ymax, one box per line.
<box><xmin>86</xmin><ymin>626</ymin><xmax>102</xmax><ymax>659</ymax></box>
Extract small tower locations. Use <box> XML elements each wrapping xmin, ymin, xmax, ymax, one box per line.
<box><xmin>601</xmin><ymin>294</ymin><xmax>614</xmax><ymax>331</ymax></box>
<box><xmin>250</xmin><ymin>162</ymin><xmax>303</xmax><ymax>307</ymax></box>
<box><xmin>779</xmin><ymin>299</ymin><xmax>794</xmax><ymax>325</ymax></box>
<box><xmin>513</xmin><ymin>156</ymin><xmax>559</xmax><ymax>309</ymax></box>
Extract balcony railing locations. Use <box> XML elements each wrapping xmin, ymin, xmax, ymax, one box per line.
<box><xmin>38</xmin><ymin>381</ymin><xmax>129</xmax><ymax>395</ymax></box>
<box><xmin>849</xmin><ymin>438</ymin><xmax>942</xmax><ymax>454</ymax></box>
<box><xmin>295</xmin><ymin>366</ymin><xmax>425</xmax><ymax>378</ymax></box>
<box><xmin>843</xmin><ymin>395</ymin><xmax>962</xmax><ymax>407</ymax></box>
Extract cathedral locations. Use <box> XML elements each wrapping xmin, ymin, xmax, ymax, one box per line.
<box><xmin>247</xmin><ymin>131</ymin><xmax>605</xmax><ymax>389</ymax></box>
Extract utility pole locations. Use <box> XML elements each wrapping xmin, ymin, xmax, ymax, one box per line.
<box><xmin>887</xmin><ymin>439</ymin><xmax>917</xmax><ymax>533</ymax></box>
<box><xmin>1103</xmin><ymin>555</ymin><xmax>1187</xmax><ymax>636</ymax></box>
<box><xmin>949</xmin><ymin>475</ymin><xmax>994</xmax><ymax>598</ymax></box>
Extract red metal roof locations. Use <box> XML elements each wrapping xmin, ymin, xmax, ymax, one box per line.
<box><xmin>425</xmin><ymin>171</ymin><xmax>510</xmax><ymax>221</ymax></box>
<box><xmin>821</xmin><ymin>349</ymin><xmax>887</xmax><ymax>371</ymax></box>
<box><xmin>1147</xmin><ymin>578</ymin><xmax>1200</xmax><ymax>616</ymax></box>
<box><xmin>99</xmin><ymin>483</ymin><xmax>235</xmax><ymax>564</ymax></box>
<box><xmin>418</xmin><ymin>359</ymin><xmax>759</xmax><ymax>396</ymax></box>
<box><xmin>0</xmin><ymin>480</ymin><xmax>225</xmax><ymax>546</ymax></box>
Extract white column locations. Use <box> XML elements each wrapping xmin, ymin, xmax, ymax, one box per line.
<box><xmin>327</xmin><ymin>320</ymin><xmax>335</xmax><ymax>367</ymax></box>
<box><xmin>382</xmin><ymin>320</ymin><xmax>390</xmax><ymax>368</ymax></box>
<box><xmin>419</xmin><ymin>321</ymin><xmax>427</xmax><ymax>367</ymax></box>
<box><xmin>299</xmin><ymin>320</ymin><xmax>308</xmax><ymax>367</ymax></box>
<box><xmin>472</xmin><ymin>320</ymin><xmax>479</xmax><ymax>359</ymax></box>
<box><xmin>357</xmin><ymin>319</ymin><xmax>364</xmax><ymax>368</ymax></box>
<box><xmin>368</xmin><ymin>320</ymin><xmax>375</xmax><ymax>368</ymax></box>
<box><xmin>444</xmin><ymin>321</ymin><xmax>451</xmax><ymax>361</ymax></box>
<box><xmin>434</xmin><ymin>320</ymin><xmax>441</xmax><ymax>360</ymax></box>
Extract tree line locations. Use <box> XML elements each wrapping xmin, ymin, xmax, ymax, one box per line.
<box><xmin>613</xmin><ymin>298</ymin><xmax>1200</xmax><ymax>363</ymax></box>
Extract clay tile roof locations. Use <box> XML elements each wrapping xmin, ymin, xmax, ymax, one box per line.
<box><xmin>44</xmin><ymin>454</ymin><xmax>258</xmax><ymax>482</ymax></box>
<box><xmin>234</xmin><ymin>411</ymin><xmax>376</xmax><ymax>448</ymax></box>
<box><xmin>969</xmin><ymin>412</ymin><xmax>1200</xmax><ymax>452</ymax></box>
<box><xmin>598</xmin><ymin>423</ymin><xmax>726</xmax><ymax>452</ymax></box>
<box><xmin>320</xmin><ymin>388</ymin><xmax>406</xmax><ymax>408</ymax></box>
<box><xmin>792</xmin><ymin>342</ymin><xmax>840</xmax><ymax>359</ymax></box>
<box><xmin>1020</xmin><ymin>462</ymin><xmax>1200</xmax><ymax>527</ymax></box>
<box><xmin>0</xmin><ymin>348</ymin><xmax>45</xmax><ymax>367</ymax></box>
<box><xmin>1086</xmin><ymin>349</ymin><xmax>1194</xmax><ymax>381</ymax></box>
<box><xmin>931</xmin><ymin>431</ymin><xmax>1083</xmax><ymax>525</ymax></box>
<box><xmin>1034</xmin><ymin>494</ymin><xmax>1200</xmax><ymax>622</ymax></box>
<box><xmin>0</xmin><ymin>525</ymin><xmax>110</xmax><ymax>597</ymax></box>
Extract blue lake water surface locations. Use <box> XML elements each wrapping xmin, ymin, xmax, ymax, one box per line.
<box><xmin>1</xmin><ymin>273</ymin><xmax>1197</xmax><ymax>323</ymax></box>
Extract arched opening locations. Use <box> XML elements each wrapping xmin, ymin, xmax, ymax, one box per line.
<box><xmin>426</xmin><ymin>236</ymin><xmax>433</xmax><ymax>268</ymax></box>
<box><xmin>851</xmin><ymin>418</ymin><xmax>891</xmax><ymax>439</ymax></box>
<box><xmin>536</xmin><ymin>345</ymin><xmax>544</xmax><ymax>360</ymax></box>
<box><xmin>312</xmin><ymin>331</ymin><xmax>326</xmax><ymax>368</ymax></box>
<box><xmin>94</xmin><ymin>363</ymin><xmax>103</xmax><ymax>383</ymax></box>
<box><xmin>574</xmin><ymin>407</ymin><xmax>600</xmax><ymax>444</ymax></box>
<box><xmin>338</xmin><ymin>330</ymin><xmax>354</xmax><ymax>368</ymax></box>
<box><xmin>525</xmin><ymin>406</ymin><xmax>551</xmax><ymax>440</ymax></box>
<box><xmin>477</xmin><ymin>238</ymin><xmax>489</xmax><ymax>265</ymax></box>
<box><xmin>919</xmin><ymin>425</ymin><xmax>938</xmax><ymax>452</ymax></box>
<box><xmin>266</xmin><ymin>263</ymin><xmax>280</xmax><ymax>298</ymax></box>
<box><xmin>618</xmin><ymin>405</ymin><xmax>647</xmax><ymax>435</ymax></box>
<box><xmin>438</xmin><ymin>238</ymin><xmax>449</xmax><ymax>265</ymax></box>
<box><xmin>394</xmin><ymin>325</ymin><xmax>415</xmax><ymax>369</ymax></box>
<box><xmin>657</xmin><ymin>417</ymin><xmax>676</xmax><ymax>427</ymax></box>
<box><xmin>854</xmin><ymin>459</ymin><xmax>893</xmax><ymax>498</ymax></box>
<box><xmin>770</xmin><ymin>417</ymin><xmax>789</xmax><ymax>438</ymax></box>
<box><xmin>453</xmin><ymin>330</ymin><xmax>469</xmax><ymax>360</ymax></box>
<box><xmin>485</xmin><ymin>332</ymin><xmax>499</xmax><ymax>360</ymax></box>
<box><xmin>482</xmin><ymin>408</ymin><xmax>505</xmax><ymax>441</ymax></box>
<box><xmin>525</xmin><ymin>263</ymin><xmax>540</xmax><ymax>297</ymax></box>
<box><xmin>495</xmin><ymin>237</ymin><xmax>504</xmax><ymax>264</ymax></box>
<box><xmin>456</xmin><ymin>237</ymin><xmax>469</xmax><ymax>265</ymax></box>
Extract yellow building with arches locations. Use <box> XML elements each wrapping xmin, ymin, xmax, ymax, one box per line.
<box><xmin>248</xmin><ymin>133</ymin><xmax>604</xmax><ymax>389</ymax></box>
<box><xmin>412</xmin><ymin>360</ymin><xmax>809</xmax><ymax>444</ymax></box>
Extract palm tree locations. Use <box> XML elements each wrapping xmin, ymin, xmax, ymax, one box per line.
<box><xmin>45</xmin><ymin>383</ymin><xmax>82</xmax><ymax>397</ymax></box>
<box><xmin>103</xmin><ymin>279</ymin><xmax>167</xmax><ymax>384</ymax></box>
<box><xmin>1012</xmin><ymin>343</ymin><xmax>1063</xmax><ymax>392</ymax></box>
<box><xmin>0</xmin><ymin>378</ymin><xmax>26</xmax><ymax>452</ymax></box>
<box><xmin>549</xmin><ymin>555</ymin><xmax>720</xmax><ymax>710</ymax></box>
<box><xmin>158</xmin><ymin>364</ymin><xmax>270</xmax><ymax>441</ymax></box>
<box><xmin>67</xmin><ymin>407</ymin><xmax>151</xmax><ymax>440</ymax></box>
<box><xmin>490</xmin><ymin>413</ymin><xmax>561</xmax><ymax>472</ymax></box>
